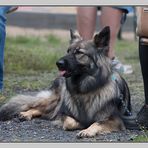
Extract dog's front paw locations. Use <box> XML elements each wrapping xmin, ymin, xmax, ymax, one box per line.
<box><xmin>63</xmin><ymin>116</ymin><xmax>82</xmax><ymax>131</ymax></box>
<box><xmin>76</xmin><ymin>129</ymin><xmax>96</xmax><ymax>138</ymax></box>
<box><xmin>19</xmin><ymin>112</ymin><xmax>32</xmax><ymax>121</ymax></box>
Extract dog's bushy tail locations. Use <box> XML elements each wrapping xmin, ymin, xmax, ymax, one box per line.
<box><xmin>0</xmin><ymin>95</ymin><xmax>33</xmax><ymax>121</ymax></box>
<box><xmin>0</xmin><ymin>91</ymin><xmax>54</xmax><ymax>121</ymax></box>
<box><xmin>0</xmin><ymin>77</ymin><xmax>64</xmax><ymax>121</ymax></box>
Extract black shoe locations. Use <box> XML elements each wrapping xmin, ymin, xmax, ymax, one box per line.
<box><xmin>122</xmin><ymin>105</ymin><xmax>148</xmax><ymax>130</ymax></box>
<box><xmin>122</xmin><ymin>114</ymin><xmax>140</xmax><ymax>130</ymax></box>
<box><xmin>137</xmin><ymin>105</ymin><xmax>148</xmax><ymax>129</ymax></box>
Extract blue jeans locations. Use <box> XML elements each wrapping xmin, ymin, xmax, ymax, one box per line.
<box><xmin>0</xmin><ymin>6</ymin><xmax>12</xmax><ymax>90</ymax></box>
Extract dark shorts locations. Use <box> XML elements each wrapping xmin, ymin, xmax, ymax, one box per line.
<box><xmin>113</xmin><ymin>7</ymin><xmax>134</xmax><ymax>24</ymax></box>
<box><xmin>114</xmin><ymin>6</ymin><xmax>134</xmax><ymax>13</ymax></box>
<box><xmin>97</xmin><ymin>6</ymin><xmax>134</xmax><ymax>24</ymax></box>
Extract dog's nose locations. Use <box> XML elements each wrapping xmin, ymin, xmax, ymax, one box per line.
<box><xmin>56</xmin><ymin>59</ymin><xmax>66</xmax><ymax>69</ymax></box>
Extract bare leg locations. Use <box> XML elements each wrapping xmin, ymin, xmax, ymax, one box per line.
<box><xmin>76</xmin><ymin>7</ymin><xmax>97</xmax><ymax>40</ymax></box>
<box><xmin>100</xmin><ymin>7</ymin><xmax>123</xmax><ymax>59</ymax></box>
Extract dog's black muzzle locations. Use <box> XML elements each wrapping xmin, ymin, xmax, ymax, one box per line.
<box><xmin>56</xmin><ymin>57</ymin><xmax>74</xmax><ymax>78</ymax></box>
<box><xmin>56</xmin><ymin>54</ymin><xmax>84</xmax><ymax>78</ymax></box>
<box><xmin>56</xmin><ymin>59</ymin><xmax>67</xmax><ymax>70</ymax></box>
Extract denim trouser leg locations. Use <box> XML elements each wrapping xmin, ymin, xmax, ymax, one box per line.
<box><xmin>0</xmin><ymin>10</ymin><xmax>6</xmax><ymax>90</ymax></box>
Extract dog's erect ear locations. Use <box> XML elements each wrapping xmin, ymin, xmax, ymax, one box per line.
<box><xmin>70</xmin><ymin>29</ymin><xmax>81</xmax><ymax>44</ymax></box>
<box><xmin>93</xmin><ymin>26</ymin><xmax>110</xmax><ymax>48</ymax></box>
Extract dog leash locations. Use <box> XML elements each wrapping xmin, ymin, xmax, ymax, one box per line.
<box><xmin>111</xmin><ymin>73</ymin><xmax>132</xmax><ymax>116</ymax></box>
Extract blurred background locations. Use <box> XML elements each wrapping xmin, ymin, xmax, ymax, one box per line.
<box><xmin>6</xmin><ymin>6</ymin><xmax>137</xmax><ymax>40</ymax></box>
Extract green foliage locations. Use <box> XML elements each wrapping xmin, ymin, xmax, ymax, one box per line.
<box><xmin>46</xmin><ymin>34</ymin><xmax>62</xmax><ymax>47</ymax></box>
<box><xmin>4</xmin><ymin>35</ymin><xmax>66</xmax><ymax>75</ymax></box>
<box><xmin>133</xmin><ymin>134</ymin><xmax>148</xmax><ymax>142</ymax></box>
<box><xmin>115</xmin><ymin>39</ymin><xmax>139</xmax><ymax>64</ymax></box>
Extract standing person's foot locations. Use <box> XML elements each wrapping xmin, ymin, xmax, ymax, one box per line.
<box><xmin>122</xmin><ymin>104</ymin><xmax>148</xmax><ymax>130</ymax></box>
<box><xmin>112</xmin><ymin>57</ymin><xmax>133</xmax><ymax>74</ymax></box>
<box><xmin>136</xmin><ymin>105</ymin><xmax>148</xmax><ymax>129</ymax></box>
<box><xmin>122</xmin><ymin>114</ymin><xmax>140</xmax><ymax>130</ymax></box>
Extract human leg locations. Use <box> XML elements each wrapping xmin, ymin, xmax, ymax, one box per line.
<box><xmin>122</xmin><ymin>38</ymin><xmax>148</xmax><ymax>130</ymax></box>
<box><xmin>100</xmin><ymin>7</ymin><xmax>123</xmax><ymax>59</ymax></box>
<box><xmin>136</xmin><ymin>38</ymin><xmax>148</xmax><ymax>128</ymax></box>
<box><xmin>0</xmin><ymin>6</ymin><xmax>17</xmax><ymax>90</ymax></box>
<box><xmin>76</xmin><ymin>7</ymin><xmax>97</xmax><ymax>40</ymax></box>
<box><xmin>100</xmin><ymin>7</ymin><xmax>133</xmax><ymax>74</ymax></box>
<box><xmin>0</xmin><ymin>8</ymin><xmax>6</xmax><ymax>90</ymax></box>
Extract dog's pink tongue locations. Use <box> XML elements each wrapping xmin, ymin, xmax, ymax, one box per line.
<box><xmin>59</xmin><ymin>70</ymin><xmax>66</xmax><ymax>76</ymax></box>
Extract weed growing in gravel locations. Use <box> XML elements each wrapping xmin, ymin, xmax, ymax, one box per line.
<box><xmin>133</xmin><ymin>129</ymin><xmax>148</xmax><ymax>142</ymax></box>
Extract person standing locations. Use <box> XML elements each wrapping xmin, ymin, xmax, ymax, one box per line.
<box><xmin>0</xmin><ymin>6</ymin><xmax>18</xmax><ymax>91</ymax></box>
<box><xmin>76</xmin><ymin>6</ymin><xmax>133</xmax><ymax>74</ymax></box>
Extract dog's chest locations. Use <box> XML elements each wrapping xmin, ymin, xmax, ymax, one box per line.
<box><xmin>61</xmin><ymin>81</ymin><xmax>118</xmax><ymax>127</ymax></box>
<box><xmin>63</xmin><ymin>92</ymin><xmax>102</xmax><ymax>126</ymax></box>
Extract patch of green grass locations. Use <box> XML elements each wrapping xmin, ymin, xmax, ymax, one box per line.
<box><xmin>4</xmin><ymin>71</ymin><xmax>57</xmax><ymax>91</ymax></box>
<box><xmin>7</xmin><ymin>35</ymin><xmax>41</xmax><ymax>45</ymax></box>
<box><xmin>132</xmin><ymin>127</ymin><xmax>148</xmax><ymax>142</ymax></box>
<box><xmin>46</xmin><ymin>34</ymin><xmax>62</xmax><ymax>48</ymax></box>
<box><xmin>133</xmin><ymin>131</ymin><xmax>148</xmax><ymax>142</ymax></box>
<box><xmin>134</xmin><ymin>136</ymin><xmax>148</xmax><ymax>142</ymax></box>
<box><xmin>115</xmin><ymin>39</ymin><xmax>139</xmax><ymax>64</ymax></box>
<box><xmin>4</xmin><ymin>35</ymin><xmax>66</xmax><ymax>75</ymax></box>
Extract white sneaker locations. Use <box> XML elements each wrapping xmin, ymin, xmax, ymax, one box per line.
<box><xmin>112</xmin><ymin>57</ymin><xmax>133</xmax><ymax>74</ymax></box>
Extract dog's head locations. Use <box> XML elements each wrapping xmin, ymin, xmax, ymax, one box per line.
<box><xmin>56</xmin><ymin>26</ymin><xmax>111</xmax><ymax>78</ymax></box>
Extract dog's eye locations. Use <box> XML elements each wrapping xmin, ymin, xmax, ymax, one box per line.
<box><xmin>75</xmin><ymin>48</ymin><xmax>85</xmax><ymax>55</ymax></box>
<box><xmin>75</xmin><ymin>50</ymin><xmax>84</xmax><ymax>55</ymax></box>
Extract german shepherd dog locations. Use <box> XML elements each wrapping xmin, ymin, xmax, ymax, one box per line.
<box><xmin>0</xmin><ymin>26</ymin><xmax>132</xmax><ymax>138</ymax></box>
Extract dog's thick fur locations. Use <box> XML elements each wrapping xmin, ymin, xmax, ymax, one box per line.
<box><xmin>0</xmin><ymin>27</ymin><xmax>132</xmax><ymax>138</ymax></box>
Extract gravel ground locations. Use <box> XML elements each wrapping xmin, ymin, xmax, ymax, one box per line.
<box><xmin>0</xmin><ymin>118</ymin><xmax>145</xmax><ymax>143</ymax></box>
